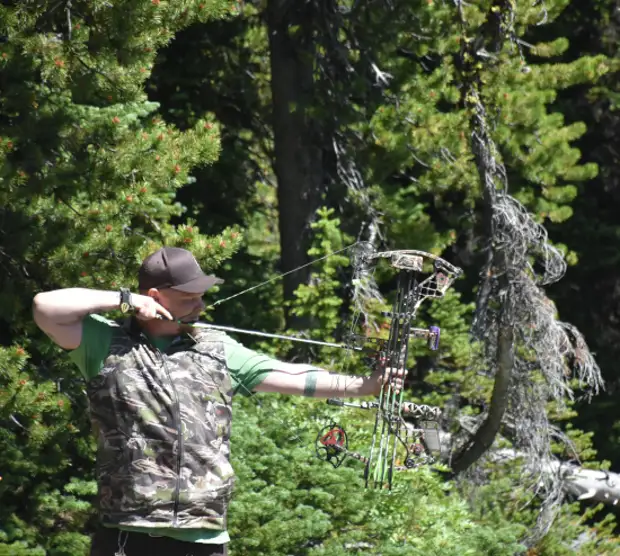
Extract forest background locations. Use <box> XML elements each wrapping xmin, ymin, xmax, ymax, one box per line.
<box><xmin>1</xmin><ymin>0</ymin><xmax>620</xmax><ymax>554</ymax></box>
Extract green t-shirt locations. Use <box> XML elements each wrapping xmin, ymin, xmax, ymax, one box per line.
<box><xmin>68</xmin><ymin>314</ymin><xmax>293</xmax><ymax>545</ymax></box>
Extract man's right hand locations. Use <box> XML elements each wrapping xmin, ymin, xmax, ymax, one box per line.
<box><xmin>130</xmin><ymin>294</ymin><xmax>174</xmax><ymax>321</ymax></box>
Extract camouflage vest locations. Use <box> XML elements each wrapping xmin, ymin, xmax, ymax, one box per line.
<box><xmin>86</xmin><ymin>318</ymin><xmax>234</xmax><ymax>531</ymax></box>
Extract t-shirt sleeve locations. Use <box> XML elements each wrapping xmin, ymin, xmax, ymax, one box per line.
<box><xmin>68</xmin><ymin>314</ymin><xmax>115</xmax><ymax>380</ymax></box>
<box><xmin>223</xmin><ymin>336</ymin><xmax>322</xmax><ymax>396</ymax></box>
<box><xmin>223</xmin><ymin>338</ymin><xmax>277</xmax><ymax>396</ymax></box>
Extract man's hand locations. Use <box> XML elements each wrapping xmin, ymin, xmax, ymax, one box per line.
<box><xmin>130</xmin><ymin>294</ymin><xmax>174</xmax><ymax>321</ymax></box>
<box><xmin>370</xmin><ymin>365</ymin><xmax>408</xmax><ymax>396</ymax></box>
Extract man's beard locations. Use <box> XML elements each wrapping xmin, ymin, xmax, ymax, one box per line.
<box><xmin>176</xmin><ymin>311</ymin><xmax>202</xmax><ymax>324</ymax></box>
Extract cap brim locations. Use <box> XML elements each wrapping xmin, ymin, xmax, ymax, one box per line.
<box><xmin>171</xmin><ymin>275</ymin><xmax>224</xmax><ymax>294</ymax></box>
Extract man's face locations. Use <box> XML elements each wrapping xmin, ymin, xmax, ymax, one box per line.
<box><xmin>150</xmin><ymin>288</ymin><xmax>206</xmax><ymax>323</ymax></box>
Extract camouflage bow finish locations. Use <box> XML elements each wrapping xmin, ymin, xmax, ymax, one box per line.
<box><xmin>315</xmin><ymin>250</ymin><xmax>462</xmax><ymax>489</ymax></box>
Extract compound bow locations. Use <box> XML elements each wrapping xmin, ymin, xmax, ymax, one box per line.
<box><xmin>314</xmin><ymin>249</ymin><xmax>462</xmax><ymax>489</ymax></box>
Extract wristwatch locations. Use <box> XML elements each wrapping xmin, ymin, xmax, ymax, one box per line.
<box><xmin>119</xmin><ymin>287</ymin><xmax>134</xmax><ymax>314</ymax></box>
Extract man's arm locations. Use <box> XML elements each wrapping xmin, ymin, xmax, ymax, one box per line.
<box><xmin>33</xmin><ymin>289</ymin><xmax>123</xmax><ymax>350</ymax></box>
<box><xmin>253</xmin><ymin>365</ymin><xmax>382</xmax><ymax>398</ymax></box>
<box><xmin>32</xmin><ymin>288</ymin><xmax>172</xmax><ymax>350</ymax></box>
<box><xmin>227</xmin><ymin>338</ymin><xmax>407</xmax><ymax>398</ymax></box>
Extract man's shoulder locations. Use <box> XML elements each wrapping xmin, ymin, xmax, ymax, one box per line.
<box><xmin>79</xmin><ymin>314</ymin><xmax>124</xmax><ymax>353</ymax></box>
<box><xmin>188</xmin><ymin>327</ymin><xmax>234</xmax><ymax>344</ymax></box>
<box><xmin>68</xmin><ymin>314</ymin><xmax>119</xmax><ymax>380</ymax></box>
<box><xmin>185</xmin><ymin>328</ymin><xmax>229</xmax><ymax>352</ymax></box>
<box><xmin>181</xmin><ymin>329</ymin><xmax>249</xmax><ymax>366</ymax></box>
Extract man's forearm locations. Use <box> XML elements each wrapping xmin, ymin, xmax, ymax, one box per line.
<box><xmin>33</xmin><ymin>288</ymin><xmax>121</xmax><ymax>325</ymax></box>
<box><xmin>309</xmin><ymin>371</ymin><xmax>376</xmax><ymax>398</ymax></box>
<box><xmin>254</xmin><ymin>365</ymin><xmax>377</xmax><ymax>397</ymax></box>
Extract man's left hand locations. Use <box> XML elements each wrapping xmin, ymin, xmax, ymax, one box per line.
<box><xmin>370</xmin><ymin>365</ymin><xmax>408</xmax><ymax>396</ymax></box>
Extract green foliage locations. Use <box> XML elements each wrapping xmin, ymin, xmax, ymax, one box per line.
<box><xmin>228</xmin><ymin>395</ymin><xmax>527</xmax><ymax>556</ymax></box>
<box><xmin>0</xmin><ymin>0</ymin><xmax>619</xmax><ymax>554</ymax></box>
<box><xmin>0</xmin><ymin>343</ymin><xmax>95</xmax><ymax>554</ymax></box>
<box><xmin>463</xmin><ymin>466</ymin><xmax>620</xmax><ymax>555</ymax></box>
<box><xmin>359</xmin><ymin>2</ymin><xmax>609</xmax><ymax>253</ymax></box>
<box><xmin>290</xmin><ymin>207</ymin><xmax>352</xmax><ymax>342</ymax></box>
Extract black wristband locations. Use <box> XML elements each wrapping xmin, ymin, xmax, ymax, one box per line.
<box><xmin>119</xmin><ymin>288</ymin><xmax>133</xmax><ymax>314</ymax></box>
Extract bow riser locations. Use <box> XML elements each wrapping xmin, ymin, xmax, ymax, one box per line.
<box><xmin>367</xmin><ymin>268</ymin><xmax>422</xmax><ymax>488</ymax></box>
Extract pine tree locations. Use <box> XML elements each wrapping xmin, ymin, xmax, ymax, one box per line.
<box><xmin>0</xmin><ymin>2</ymin><xmax>241</xmax><ymax>553</ymax></box>
<box><xmin>144</xmin><ymin>8</ymin><xmax>286</xmax><ymax>337</ymax></box>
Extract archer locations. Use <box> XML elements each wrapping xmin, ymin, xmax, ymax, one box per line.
<box><xmin>32</xmin><ymin>246</ymin><xmax>406</xmax><ymax>556</ymax></box>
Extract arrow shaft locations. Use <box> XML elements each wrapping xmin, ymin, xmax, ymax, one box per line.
<box><xmin>186</xmin><ymin>322</ymin><xmax>362</xmax><ymax>351</ymax></box>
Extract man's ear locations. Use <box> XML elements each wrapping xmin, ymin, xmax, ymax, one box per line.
<box><xmin>146</xmin><ymin>288</ymin><xmax>160</xmax><ymax>301</ymax></box>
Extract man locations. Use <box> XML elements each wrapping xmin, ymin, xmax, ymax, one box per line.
<box><xmin>33</xmin><ymin>247</ymin><xmax>405</xmax><ymax>556</ymax></box>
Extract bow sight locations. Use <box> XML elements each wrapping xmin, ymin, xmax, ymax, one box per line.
<box><xmin>315</xmin><ymin>249</ymin><xmax>462</xmax><ymax>489</ymax></box>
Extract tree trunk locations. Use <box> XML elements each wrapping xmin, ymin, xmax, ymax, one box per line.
<box><xmin>490</xmin><ymin>449</ymin><xmax>620</xmax><ymax>506</ymax></box>
<box><xmin>450</xmin><ymin>0</ymin><xmax>515</xmax><ymax>474</ymax></box>
<box><xmin>267</xmin><ymin>0</ymin><xmax>324</xmax><ymax>328</ymax></box>
<box><xmin>450</xmin><ymin>306</ymin><xmax>513</xmax><ymax>474</ymax></box>
<box><xmin>438</xmin><ymin>424</ymin><xmax>620</xmax><ymax>507</ymax></box>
